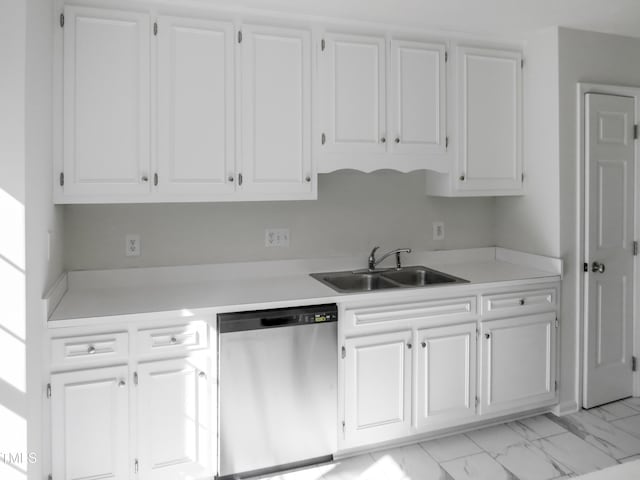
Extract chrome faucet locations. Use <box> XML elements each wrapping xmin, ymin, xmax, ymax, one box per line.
<box><xmin>368</xmin><ymin>246</ymin><xmax>412</xmax><ymax>271</ymax></box>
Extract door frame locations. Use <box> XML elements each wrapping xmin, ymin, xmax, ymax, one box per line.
<box><xmin>577</xmin><ymin>82</ymin><xmax>640</xmax><ymax>407</ymax></box>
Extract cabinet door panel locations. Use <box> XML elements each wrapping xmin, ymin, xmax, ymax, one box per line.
<box><xmin>157</xmin><ymin>17</ymin><xmax>235</xmax><ymax>195</ymax></box>
<box><xmin>63</xmin><ymin>6</ymin><xmax>150</xmax><ymax>196</ymax></box>
<box><xmin>241</xmin><ymin>25</ymin><xmax>312</xmax><ymax>195</ymax></box>
<box><xmin>390</xmin><ymin>40</ymin><xmax>446</xmax><ymax>154</ymax></box>
<box><xmin>51</xmin><ymin>366</ymin><xmax>129</xmax><ymax>480</ymax></box>
<box><xmin>480</xmin><ymin>313</ymin><xmax>556</xmax><ymax>414</ymax></box>
<box><xmin>457</xmin><ymin>46</ymin><xmax>522</xmax><ymax>192</ymax></box>
<box><xmin>323</xmin><ymin>34</ymin><xmax>386</xmax><ymax>153</ymax></box>
<box><xmin>417</xmin><ymin>322</ymin><xmax>476</xmax><ymax>429</ymax></box>
<box><xmin>137</xmin><ymin>356</ymin><xmax>213</xmax><ymax>480</ymax></box>
<box><xmin>344</xmin><ymin>330</ymin><xmax>411</xmax><ymax>446</ymax></box>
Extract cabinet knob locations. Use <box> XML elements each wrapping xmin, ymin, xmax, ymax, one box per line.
<box><xmin>592</xmin><ymin>261</ymin><xmax>606</xmax><ymax>273</ymax></box>
<box><xmin>305</xmin><ymin>176</ymin><xmax>311</xmax><ymax>183</ymax></box>
<box><xmin>198</xmin><ymin>371</ymin><xmax>207</xmax><ymax>379</ymax></box>
<box><xmin>380</xmin><ymin>137</ymin><xmax>386</xmax><ymax>144</ymax></box>
<box><xmin>118</xmin><ymin>380</ymin><xmax>126</xmax><ymax>388</ymax></box>
<box><xmin>421</xmin><ymin>342</ymin><xmax>426</xmax><ymax>348</ymax></box>
<box><xmin>519</xmin><ymin>299</ymin><xmax>525</xmax><ymax>306</ymax></box>
<box><xmin>87</xmin><ymin>345</ymin><xmax>96</xmax><ymax>354</ymax></box>
<box><xmin>459</xmin><ymin>174</ymin><xmax>465</xmax><ymax>181</ymax></box>
<box><xmin>170</xmin><ymin>337</ymin><xmax>178</xmax><ymax>345</ymax></box>
<box><xmin>395</xmin><ymin>137</ymin><xmax>400</xmax><ymax>144</ymax></box>
<box><xmin>485</xmin><ymin>333</ymin><xmax>491</xmax><ymax>339</ymax></box>
<box><xmin>407</xmin><ymin>342</ymin><xmax>412</xmax><ymax>349</ymax></box>
<box><xmin>141</xmin><ymin>175</ymin><xmax>149</xmax><ymax>182</ymax></box>
<box><xmin>228</xmin><ymin>175</ymin><xmax>234</xmax><ymax>182</ymax></box>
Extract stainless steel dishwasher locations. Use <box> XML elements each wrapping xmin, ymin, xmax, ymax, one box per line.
<box><xmin>218</xmin><ymin>304</ymin><xmax>338</xmax><ymax>479</ymax></box>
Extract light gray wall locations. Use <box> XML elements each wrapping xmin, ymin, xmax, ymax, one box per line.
<box><xmin>495</xmin><ymin>28</ymin><xmax>560</xmax><ymax>257</ymax></box>
<box><xmin>64</xmin><ymin>171</ymin><xmax>496</xmax><ymax>270</ymax></box>
<box><xmin>556</xmin><ymin>27</ymin><xmax>640</xmax><ymax>412</ymax></box>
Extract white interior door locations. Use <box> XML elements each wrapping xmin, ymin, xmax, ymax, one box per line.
<box><xmin>63</xmin><ymin>6</ymin><xmax>150</xmax><ymax>196</ymax></box>
<box><xmin>584</xmin><ymin>93</ymin><xmax>636</xmax><ymax>408</ymax></box>
<box><xmin>156</xmin><ymin>16</ymin><xmax>235</xmax><ymax>196</ymax></box>
<box><xmin>240</xmin><ymin>24</ymin><xmax>312</xmax><ymax>195</ymax></box>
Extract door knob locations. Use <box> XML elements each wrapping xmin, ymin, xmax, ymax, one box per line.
<box><xmin>591</xmin><ymin>261</ymin><xmax>605</xmax><ymax>273</ymax></box>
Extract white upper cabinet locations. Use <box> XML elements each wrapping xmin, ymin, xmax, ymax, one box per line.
<box><xmin>239</xmin><ymin>24</ymin><xmax>314</xmax><ymax>198</ymax></box>
<box><xmin>156</xmin><ymin>16</ymin><xmax>236</xmax><ymax>197</ymax></box>
<box><xmin>62</xmin><ymin>6</ymin><xmax>150</xmax><ymax>198</ymax></box>
<box><xmin>389</xmin><ymin>39</ymin><xmax>447</xmax><ymax>155</ymax></box>
<box><xmin>322</xmin><ymin>33</ymin><xmax>387</xmax><ymax>155</ymax></box>
<box><xmin>319</xmin><ymin>33</ymin><xmax>448</xmax><ymax>172</ymax></box>
<box><xmin>426</xmin><ymin>45</ymin><xmax>523</xmax><ymax>196</ymax></box>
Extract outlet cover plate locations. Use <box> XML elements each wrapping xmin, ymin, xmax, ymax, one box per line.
<box><xmin>432</xmin><ymin>222</ymin><xmax>445</xmax><ymax>241</ymax></box>
<box><xmin>265</xmin><ymin>228</ymin><xmax>290</xmax><ymax>247</ymax></box>
<box><xmin>126</xmin><ymin>234</ymin><xmax>141</xmax><ymax>256</ymax></box>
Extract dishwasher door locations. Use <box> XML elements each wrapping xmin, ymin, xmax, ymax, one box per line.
<box><xmin>218</xmin><ymin>308</ymin><xmax>337</xmax><ymax>478</ymax></box>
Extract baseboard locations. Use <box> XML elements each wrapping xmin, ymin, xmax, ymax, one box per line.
<box><xmin>552</xmin><ymin>400</ymin><xmax>579</xmax><ymax>416</ymax></box>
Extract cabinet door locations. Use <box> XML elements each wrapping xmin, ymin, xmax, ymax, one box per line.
<box><xmin>62</xmin><ymin>6</ymin><xmax>150</xmax><ymax>196</ymax></box>
<box><xmin>137</xmin><ymin>356</ymin><xmax>213</xmax><ymax>480</ymax></box>
<box><xmin>456</xmin><ymin>46</ymin><xmax>522</xmax><ymax>193</ymax></box>
<box><xmin>157</xmin><ymin>16</ymin><xmax>235</xmax><ymax>196</ymax></box>
<box><xmin>322</xmin><ymin>33</ymin><xmax>386</xmax><ymax>154</ymax></box>
<box><xmin>479</xmin><ymin>312</ymin><xmax>556</xmax><ymax>415</ymax></box>
<box><xmin>390</xmin><ymin>39</ymin><xmax>446</xmax><ymax>154</ymax></box>
<box><xmin>343</xmin><ymin>330</ymin><xmax>412</xmax><ymax>447</ymax></box>
<box><xmin>240</xmin><ymin>25</ymin><xmax>313</xmax><ymax>196</ymax></box>
<box><xmin>417</xmin><ymin>322</ymin><xmax>476</xmax><ymax>430</ymax></box>
<box><xmin>51</xmin><ymin>366</ymin><xmax>130</xmax><ymax>480</ymax></box>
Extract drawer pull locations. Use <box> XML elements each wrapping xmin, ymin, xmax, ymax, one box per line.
<box><xmin>170</xmin><ymin>337</ymin><xmax>178</xmax><ymax>345</ymax></box>
<box><xmin>407</xmin><ymin>343</ymin><xmax>412</xmax><ymax>349</ymax></box>
<box><xmin>519</xmin><ymin>299</ymin><xmax>525</xmax><ymax>306</ymax></box>
<box><xmin>118</xmin><ymin>380</ymin><xmax>126</xmax><ymax>388</ymax></box>
<box><xmin>485</xmin><ymin>333</ymin><xmax>491</xmax><ymax>339</ymax></box>
<box><xmin>421</xmin><ymin>342</ymin><xmax>426</xmax><ymax>348</ymax></box>
<box><xmin>87</xmin><ymin>345</ymin><xmax>96</xmax><ymax>354</ymax></box>
<box><xmin>198</xmin><ymin>371</ymin><xmax>207</xmax><ymax>379</ymax></box>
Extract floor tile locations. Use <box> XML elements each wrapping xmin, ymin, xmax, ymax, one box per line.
<box><xmin>531</xmin><ymin>432</ymin><xmax>618</xmax><ymax>475</ymax></box>
<box><xmin>266</xmin><ymin>463</ymin><xmax>336</xmax><ymax>480</ymax></box>
<box><xmin>321</xmin><ymin>454</ymin><xmax>382</xmax><ymax>480</ymax></box>
<box><xmin>619</xmin><ymin>454</ymin><xmax>640</xmax><ymax>463</ymax></box>
<box><xmin>441</xmin><ymin>452</ymin><xmax>515</xmax><ymax>480</ymax></box>
<box><xmin>466</xmin><ymin>424</ymin><xmax>525</xmax><ymax>456</ymax></box>
<box><xmin>420</xmin><ymin>434</ymin><xmax>483</xmax><ymax>463</ymax></box>
<box><xmin>622</xmin><ymin>397</ymin><xmax>640</xmax><ymax>412</ymax></box>
<box><xmin>587</xmin><ymin>401</ymin><xmax>639</xmax><ymax>422</ymax></box>
<box><xmin>493</xmin><ymin>441</ymin><xmax>571</xmax><ymax>480</ymax></box>
<box><xmin>552</xmin><ymin>410</ymin><xmax>640</xmax><ymax>459</ymax></box>
<box><xmin>508</xmin><ymin>415</ymin><xmax>567</xmax><ymax>441</ymax></box>
<box><xmin>612</xmin><ymin>414</ymin><xmax>640</xmax><ymax>439</ymax></box>
<box><xmin>370</xmin><ymin>444</ymin><xmax>453</xmax><ymax>480</ymax></box>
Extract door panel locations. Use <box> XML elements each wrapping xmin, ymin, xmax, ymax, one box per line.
<box><xmin>63</xmin><ymin>6</ymin><xmax>150</xmax><ymax>196</ymax></box>
<box><xmin>323</xmin><ymin>33</ymin><xmax>386</xmax><ymax>153</ymax></box>
<box><xmin>479</xmin><ymin>313</ymin><xmax>555</xmax><ymax>414</ymax></box>
<box><xmin>390</xmin><ymin>40</ymin><xmax>446</xmax><ymax>154</ymax></box>
<box><xmin>417</xmin><ymin>323</ymin><xmax>476</xmax><ymax>429</ymax></box>
<box><xmin>51</xmin><ymin>366</ymin><xmax>129</xmax><ymax>480</ymax></box>
<box><xmin>584</xmin><ymin>93</ymin><xmax>635</xmax><ymax>408</ymax></box>
<box><xmin>137</xmin><ymin>356</ymin><xmax>213</xmax><ymax>480</ymax></box>
<box><xmin>240</xmin><ymin>25</ymin><xmax>312</xmax><ymax>195</ymax></box>
<box><xmin>157</xmin><ymin>16</ymin><xmax>235</xmax><ymax>195</ymax></box>
<box><xmin>343</xmin><ymin>330</ymin><xmax>411</xmax><ymax>446</ymax></box>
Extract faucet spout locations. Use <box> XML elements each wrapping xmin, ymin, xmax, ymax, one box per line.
<box><xmin>368</xmin><ymin>247</ymin><xmax>412</xmax><ymax>271</ymax></box>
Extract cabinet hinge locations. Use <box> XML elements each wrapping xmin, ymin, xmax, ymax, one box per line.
<box><xmin>633</xmin><ymin>356</ymin><xmax>637</xmax><ymax>372</ymax></box>
<box><xmin>445</xmin><ymin>136</ymin><xmax>449</xmax><ymax>149</ymax></box>
<box><xmin>634</xmin><ymin>124</ymin><xmax>638</xmax><ymax>140</ymax></box>
<box><xmin>46</xmin><ymin>383</ymin><xmax>51</xmax><ymax>399</ymax></box>
<box><xmin>521</xmin><ymin>173</ymin><xmax>525</xmax><ymax>182</ymax></box>
<box><xmin>554</xmin><ymin>381</ymin><xmax>558</xmax><ymax>392</ymax></box>
<box><xmin>48</xmin><ymin>474</ymin><xmax>52</xmax><ymax>480</ymax></box>
<box><xmin>521</xmin><ymin>58</ymin><xmax>524</xmax><ymax>69</ymax></box>
<box><xmin>633</xmin><ymin>240</ymin><xmax>638</xmax><ymax>256</ymax></box>
<box><xmin>134</xmin><ymin>459</ymin><xmax>139</xmax><ymax>474</ymax></box>
<box><xmin>555</xmin><ymin>317</ymin><xmax>559</xmax><ymax>328</ymax></box>
<box><xmin>445</xmin><ymin>51</ymin><xmax>448</xmax><ymax>63</ymax></box>
<box><xmin>475</xmin><ymin>396</ymin><xmax>479</xmax><ymax>407</ymax></box>
<box><xmin>59</xmin><ymin>13</ymin><xmax>64</xmax><ymax>28</ymax></box>
<box><xmin>342</xmin><ymin>420</ymin><xmax>345</xmax><ymax>435</ymax></box>
<box><xmin>153</xmin><ymin>22</ymin><xmax>158</xmax><ymax>36</ymax></box>
<box><xmin>237</xmin><ymin>30</ymin><xmax>242</xmax><ymax>44</ymax></box>
<box><xmin>321</xmin><ymin>133</ymin><xmax>326</xmax><ymax>145</ymax></box>
<box><xmin>133</xmin><ymin>372</ymin><xmax>138</xmax><ymax>386</ymax></box>
<box><xmin>321</xmin><ymin>38</ymin><xmax>325</xmax><ymax>51</ymax></box>
<box><xmin>341</xmin><ymin>346</ymin><xmax>346</xmax><ymax>359</ymax></box>
<box><xmin>583</xmin><ymin>262</ymin><xmax>588</xmax><ymax>273</ymax></box>
<box><xmin>476</xmin><ymin>328</ymin><xmax>479</xmax><ymax>337</ymax></box>
<box><xmin>59</xmin><ymin>172</ymin><xmax>64</xmax><ymax>186</ymax></box>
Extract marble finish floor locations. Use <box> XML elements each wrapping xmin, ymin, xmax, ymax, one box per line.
<box><xmin>259</xmin><ymin>397</ymin><xmax>640</xmax><ymax>480</ymax></box>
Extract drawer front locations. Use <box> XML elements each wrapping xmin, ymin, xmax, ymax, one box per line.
<box><xmin>137</xmin><ymin>322</ymin><xmax>209</xmax><ymax>355</ymax></box>
<box><xmin>482</xmin><ymin>288</ymin><xmax>556</xmax><ymax>317</ymax></box>
<box><xmin>51</xmin><ymin>332</ymin><xmax>128</xmax><ymax>368</ymax></box>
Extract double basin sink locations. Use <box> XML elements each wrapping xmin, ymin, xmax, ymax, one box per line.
<box><xmin>310</xmin><ymin>266</ymin><xmax>468</xmax><ymax>293</ymax></box>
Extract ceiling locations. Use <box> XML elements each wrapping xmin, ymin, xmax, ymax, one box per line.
<box><xmin>208</xmin><ymin>0</ymin><xmax>640</xmax><ymax>39</ymax></box>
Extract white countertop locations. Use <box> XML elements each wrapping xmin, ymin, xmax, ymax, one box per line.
<box><xmin>46</xmin><ymin>247</ymin><xmax>562</xmax><ymax>327</ymax></box>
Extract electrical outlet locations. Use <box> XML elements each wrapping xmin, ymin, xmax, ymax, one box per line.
<box><xmin>265</xmin><ymin>228</ymin><xmax>290</xmax><ymax>247</ymax></box>
<box><xmin>433</xmin><ymin>221</ymin><xmax>445</xmax><ymax>241</ymax></box>
<box><xmin>126</xmin><ymin>234</ymin><xmax>141</xmax><ymax>256</ymax></box>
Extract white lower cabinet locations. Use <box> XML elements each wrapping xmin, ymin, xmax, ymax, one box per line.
<box><xmin>479</xmin><ymin>312</ymin><xmax>556</xmax><ymax>415</ymax></box>
<box><xmin>343</xmin><ymin>330</ymin><xmax>412</xmax><ymax>446</ymax></box>
<box><xmin>51</xmin><ymin>365</ymin><xmax>130</xmax><ymax>480</ymax></box>
<box><xmin>417</xmin><ymin>322</ymin><xmax>477</xmax><ymax>429</ymax></box>
<box><xmin>137</xmin><ymin>356</ymin><xmax>213</xmax><ymax>480</ymax></box>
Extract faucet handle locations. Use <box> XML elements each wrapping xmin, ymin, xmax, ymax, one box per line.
<box><xmin>368</xmin><ymin>246</ymin><xmax>380</xmax><ymax>270</ymax></box>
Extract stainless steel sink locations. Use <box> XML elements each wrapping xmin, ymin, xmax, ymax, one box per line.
<box><xmin>310</xmin><ymin>266</ymin><xmax>468</xmax><ymax>293</ymax></box>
